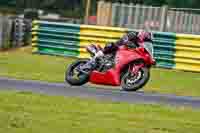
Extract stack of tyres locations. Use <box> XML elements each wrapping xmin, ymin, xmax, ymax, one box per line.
<box><xmin>12</xmin><ymin>18</ymin><xmax>32</xmax><ymax>47</ymax></box>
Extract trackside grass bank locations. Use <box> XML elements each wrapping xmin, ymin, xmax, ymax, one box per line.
<box><xmin>0</xmin><ymin>91</ymin><xmax>200</xmax><ymax>133</ymax></box>
<box><xmin>0</xmin><ymin>47</ymin><xmax>199</xmax><ymax>97</ymax></box>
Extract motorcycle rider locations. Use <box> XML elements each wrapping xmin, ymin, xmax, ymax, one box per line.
<box><xmin>87</xmin><ymin>30</ymin><xmax>152</xmax><ymax>58</ymax></box>
<box><xmin>103</xmin><ymin>31</ymin><xmax>138</xmax><ymax>54</ymax></box>
<box><xmin>83</xmin><ymin>30</ymin><xmax>152</xmax><ymax>71</ymax></box>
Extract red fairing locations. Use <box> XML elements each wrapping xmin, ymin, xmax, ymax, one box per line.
<box><xmin>89</xmin><ymin>69</ymin><xmax>120</xmax><ymax>86</ymax></box>
<box><xmin>89</xmin><ymin>46</ymin><xmax>153</xmax><ymax>86</ymax></box>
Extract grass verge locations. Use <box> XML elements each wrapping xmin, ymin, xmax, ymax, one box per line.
<box><xmin>0</xmin><ymin>47</ymin><xmax>199</xmax><ymax>97</ymax></box>
<box><xmin>0</xmin><ymin>90</ymin><xmax>200</xmax><ymax>133</ymax></box>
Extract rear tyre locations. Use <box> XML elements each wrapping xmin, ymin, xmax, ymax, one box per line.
<box><xmin>121</xmin><ymin>67</ymin><xmax>150</xmax><ymax>91</ymax></box>
<box><xmin>65</xmin><ymin>60</ymin><xmax>90</xmax><ymax>86</ymax></box>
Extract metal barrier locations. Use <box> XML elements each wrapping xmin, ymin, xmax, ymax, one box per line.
<box><xmin>151</xmin><ymin>32</ymin><xmax>176</xmax><ymax>69</ymax></box>
<box><xmin>32</xmin><ymin>21</ymin><xmax>80</xmax><ymax>57</ymax></box>
<box><xmin>32</xmin><ymin>20</ymin><xmax>200</xmax><ymax>72</ymax></box>
<box><xmin>79</xmin><ymin>25</ymin><xmax>126</xmax><ymax>58</ymax></box>
<box><xmin>175</xmin><ymin>34</ymin><xmax>200</xmax><ymax>72</ymax></box>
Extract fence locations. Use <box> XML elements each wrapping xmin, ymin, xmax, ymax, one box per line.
<box><xmin>32</xmin><ymin>20</ymin><xmax>200</xmax><ymax>72</ymax></box>
<box><xmin>97</xmin><ymin>1</ymin><xmax>200</xmax><ymax>34</ymax></box>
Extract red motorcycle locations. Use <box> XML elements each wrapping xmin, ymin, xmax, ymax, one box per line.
<box><xmin>65</xmin><ymin>32</ymin><xmax>155</xmax><ymax>91</ymax></box>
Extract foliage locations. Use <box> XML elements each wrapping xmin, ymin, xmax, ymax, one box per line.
<box><xmin>0</xmin><ymin>0</ymin><xmax>85</xmax><ymax>18</ymax></box>
<box><xmin>0</xmin><ymin>0</ymin><xmax>200</xmax><ymax>18</ymax></box>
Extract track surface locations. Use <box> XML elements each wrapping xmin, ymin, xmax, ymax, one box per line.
<box><xmin>0</xmin><ymin>77</ymin><xmax>200</xmax><ymax>108</ymax></box>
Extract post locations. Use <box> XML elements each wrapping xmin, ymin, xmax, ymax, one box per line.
<box><xmin>188</xmin><ymin>13</ymin><xmax>193</xmax><ymax>33</ymax></box>
<box><xmin>174</xmin><ymin>11</ymin><xmax>179</xmax><ymax>32</ymax></box>
<box><xmin>106</xmin><ymin>2</ymin><xmax>112</xmax><ymax>26</ymax></box>
<box><xmin>159</xmin><ymin>5</ymin><xmax>168</xmax><ymax>32</ymax></box>
<box><xmin>127</xmin><ymin>3</ymin><xmax>134</xmax><ymax>28</ymax></box>
<box><xmin>84</xmin><ymin>0</ymin><xmax>91</xmax><ymax>24</ymax></box>
<box><xmin>179</xmin><ymin>12</ymin><xmax>185</xmax><ymax>33</ymax></box>
<box><xmin>191</xmin><ymin>14</ymin><xmax>195</xmax><ymax>34</ymax></box>
<box><xmin>134</xmin><ymin>4</ymin><xmax>140</xmax><ymax>29</ymax></box>
<box><xmin>119</xmin><ymin>3</ymin><xmax>126</xmax><ymax>27</ymax></box>
<box><xmin>194</xmin><ymin>15</ymin><xmax>198</xmax><ymax>34</ymax></box>
<box><xmin>197</xmin><ymin>15</ymin><xmax>200</xmax><ymax>33</ymax></box>
<box><xmin>111</xmin><ymin>3</ymin><xmax>120</xmax><ymax>27</ymax></box>
<box><xmin>97</xmin><ymin>1</ymin><xmax>104</xmax><ymax>25</ymax></box>
<box><xmin>140</xmin><ymin>5</ymin><xmax>146</xmax><ymax>29</ymax></box>
<box><xmin>184</xmin><ymin>13</ymin><xmax>189</xmax><ymax>33</ymax></box>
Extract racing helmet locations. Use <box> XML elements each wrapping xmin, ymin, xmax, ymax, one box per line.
<box><xmin>137</xmin><ymin>30</ymin><xmax>153</xmax><ymax>42</ymax></box>
<box><xmin>126</xmin><ymin>32</ymin><xmax>138</xmax><ymax>41</ymax></box>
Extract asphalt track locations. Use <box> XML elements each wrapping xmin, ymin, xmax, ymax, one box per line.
<box><xmin>0</xmin><ymin>77</ymin><xmax>200</xmax><ymax>108</ymax></box>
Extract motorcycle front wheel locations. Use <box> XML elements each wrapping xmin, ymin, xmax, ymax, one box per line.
<box><xmin>65</xmin><ymin>59</ymin><xmax>90</xmax><ymax>86</ymax></box>
<box><xmin>121</xmin><ymin>67</ymin><xmax>150</xmax><ymax>91</ymax></box>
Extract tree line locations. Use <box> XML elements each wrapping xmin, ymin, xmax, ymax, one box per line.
<box><xmin>0</xmin><ymin>0</ymin><xmax>199</xmax><ymax>17</ymax></box>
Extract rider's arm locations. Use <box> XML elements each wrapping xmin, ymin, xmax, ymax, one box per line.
<box><xmin>116</xmin><ymin>31</ymin><xmax>138</xmax><ymax>46</ymax></box>
<box><xmin>103</xmin><ymin>32</ymin><xmax>138</xmax><ymax>54</ymax></box>
<box><xmin>103</xmin><ymin>42</ymin><xmax>118</xmax><ymax>54</ymax></box>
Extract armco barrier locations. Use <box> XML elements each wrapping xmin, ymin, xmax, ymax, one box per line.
<box><xmin>32</xmin><ymin>21</ymin><xmax>80</xmax><ymax>57</ymax></box>
<box><xmin>79</xmin><ymin>25</ymin><xmax>127</xmax><ymax>58</ymax></box>
<box><xmin>32</xmin><ymin>20</ymin><xmax>200</xmax><ymax>72</ymax></box>
<box><xmin>175</xmin><ymin>34</ymin><xmax>200</xmax><ymax>72</ymax></box>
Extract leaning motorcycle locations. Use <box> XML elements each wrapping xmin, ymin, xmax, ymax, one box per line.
<box><xmin>65</xmin><ymin>33</ymin><xmax>156</xmax><ymax>91</ymax></box>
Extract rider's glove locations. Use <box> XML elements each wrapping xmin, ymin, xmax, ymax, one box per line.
<box><xmin>93</xmin><ymin>50</ymin><xmax>104</xmax><ymax>59</ymax></box>
<box><xmin>95</xmin><ymin>50</ymin><xmax>104</xmax><ymax>57</ymax></box>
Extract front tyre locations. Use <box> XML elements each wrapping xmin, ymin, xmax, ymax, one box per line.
<box><xmin>121</xmin><ymin>67</ymin><xmax>150</xmax><ymax>91</ymax></box>
<box><xmin>65</xmin><ymin>60</ymin><xmax>90</xmax><ymax>86</ymax></box>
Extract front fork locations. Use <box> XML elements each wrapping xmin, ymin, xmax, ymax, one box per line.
<box><xmin>77</xmin><ymin>57</ymin><xmax>97</xmax><ymax>74</ymax></box>
<box><xmin>80</xmin><ymin>51</ymin><xmax>104</xmax><ymax>71</ymax></box>
<box><xmin>129</xmin><ymin>63</ymin><xmax>144</xmax><ymax>75</ymax></box>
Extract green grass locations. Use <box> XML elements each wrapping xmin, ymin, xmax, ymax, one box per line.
<box><xmin>0</xmin><ymin>91</ymin><xmax>200</xmax><ymax>133</ymax></box>
<box><xmin>0</xmin><ymin>47</ymin><xmax>200</xmax><ymax>97</ymax></box>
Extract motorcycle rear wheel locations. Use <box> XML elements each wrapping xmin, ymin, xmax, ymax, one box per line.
<box><xmin>121</xmin><ymin>67</ymin><xmax>150</xmax><ymax>91</ymax></box>
<box><xmin>65</xmin><ymin>60</ymin><xmax>90</xmax><ymax>86</ymax></box>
